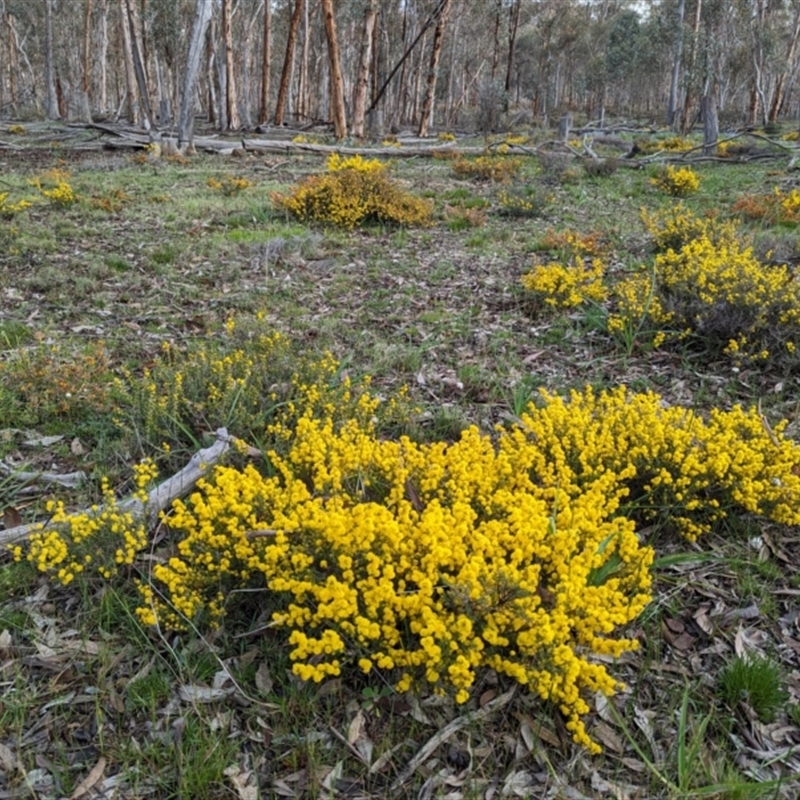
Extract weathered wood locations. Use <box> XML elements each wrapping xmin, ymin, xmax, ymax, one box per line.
<box><xmin>702</xmin><ymin>95</ymin><xmax>719</xmax><ymax>156</ymax></box>
<box><xmin>0</xmin><ymin>430</ymin><xmax>232</xmax><ymax>549</ymax></box>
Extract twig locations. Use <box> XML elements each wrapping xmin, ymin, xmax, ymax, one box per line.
<box><xmin>0</xmin><ymin>429</ymin><xmax>232</xmax><ymax>549</ymax></box>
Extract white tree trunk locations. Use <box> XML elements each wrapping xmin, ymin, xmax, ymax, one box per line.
<box><xmin>178</xmin><ymin>0</ymin><xmax>213</xmax><ymax>150</ymax></box>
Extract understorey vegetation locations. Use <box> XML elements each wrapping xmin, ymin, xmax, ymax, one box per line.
<box><xmin>2</xmin><ymin>123</ymin><xmax>800</xmax><ymax>799</ymax></box>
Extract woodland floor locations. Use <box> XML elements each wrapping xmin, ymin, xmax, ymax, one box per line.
<box><xmin>1</xmin><ymin>121</ymin><xmax>800</xmax><ymax>799</ymax></box>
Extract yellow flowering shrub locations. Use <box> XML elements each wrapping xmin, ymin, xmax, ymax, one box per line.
<box><xmin>525</xmin><ymin>206</ymin><xmax>800</xmax><ymax>365</ymax></box>
<box><xmin>521</xmin><ymin>258</ymin><xmax>608</xmax><ymax>308</ymax></box>
<box><xmin>650</xmin><ymin>165</ymin><xmax>701</xmax><ymax>197</ymax></box>
<box><xmin>635</xmin><ymin>136</ymin><xmax>694</xmax><ymax>155</ymax></box>
<box><xmin>641</xmin><ymin>203</ymin><xmax>729</xmax><ymax>252</ymax></box>
<box><xmin>537</xmin><ymin>229</ymin><xmax>606</xmax><ymax>260</ymax></box>
<box><xmin>18</xmin><ymin>376</ymin><xmax>800</xmax><ymax>752</ymax></box>
<box><xmin>452</xmin><ymin>155</ymin><xmax>521</xmax><ymax>183</ymax></box>
<box><xmin>512</xmin><ymin>387</ymin><xmax>800</xmax><ymax>541</ymax></box>
<box><xmin>120</xmin><ymin>322</ymin><xmax>412</xmax><ymax>454</ymax></box>
<box><xmin>0</xmin><ymin>340</ymin><xmax>114</xmax><ymax>425</ymax></box>
<box><xmin>15</xmin><ymin>461</ymin><xmax>156</xmax><ymax>583</ymax></box>
<box><xmin>0</xmin><ymin>192</ymin><xmax>33</xmax><ymax>219</ymax></box>
<box><xmin>271</xmin><ymin>155</ymin><xmax>432</xmax><ymax>229</ymax></box>
<box><xmin>138</xmin><ymin>402</ymin><xmax>653</xmax><ymax>752</ymax></box>
<box><xmin>207</xmin><ymin>174</ymin><xmax>253</xmax><ymax>196</ymax></box>
<box><xmin>29</xmin><ymin>168</ymin><xmax>77</xmax><ymax>207</ymax></box>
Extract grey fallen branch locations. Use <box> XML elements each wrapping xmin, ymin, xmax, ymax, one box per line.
<box><xmin>0</xmin><ymin>429</ymin><xmax>232</xmax><ymax>549</ymax></box>
<box><xmin>0</xmin><ymin>462</ymin><xmax>87</xmax><ymax>489</ymax></box>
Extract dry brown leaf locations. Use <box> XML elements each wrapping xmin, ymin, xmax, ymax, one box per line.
<box><xmin>591</xmin><ymin>721</ymin><xmax>625</xmax><ymax>753</ymax></box>
<box><xmin>0</xmin><ymin>742</ymin><xmax>20</xmax><ymax>774</ymax></box>
<box><xmin>70</xmin><ymin>756</ymin><xmax>106</xmax><ymax>799</ymax></box>
<box><xmin>177</xmin><ymin>684</ymin><xmax>235</xmax><ymax>703</ymax></box>
<box><xmin>255</xmin><ymin>661</ymin><xmax>273</xmax><ymax>694</ymax></box>
<box><xmin>224</xmin><ymin>763</ymin><xmax>259</xmax><ymax>800</ymax></box>
<box><xmin>3</xmin><ymin>506</ymin><xmax>22</xmax><ymax>529</ymax></box>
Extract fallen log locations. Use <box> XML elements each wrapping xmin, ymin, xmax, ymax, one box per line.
<box><xmin>0</xmin><ymin>429</ymin><xmax>232</xmax><ymax>549</ymax></box>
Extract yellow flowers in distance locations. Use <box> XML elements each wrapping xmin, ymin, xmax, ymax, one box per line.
<box><xmin>271</xmin><ymin>154</ymin><xmax>432</xmax><ymax>228</ymax></box>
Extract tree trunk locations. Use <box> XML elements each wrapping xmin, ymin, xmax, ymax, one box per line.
<box><xmin>45</xmin><ymin>0</ymin><xmax>60</xmax><ymax>119</ymax></box>
<box><xmin>6</xmin><ymin>12</ymin><xmax>19</xmax><ymax>109</ymax></box>
<box><xmin>98</xmin><ymin>0</ymin><xmax>108</xmax><ymax>112</ymax></box>
<box><xmin>122</xmin><ymin>0</ymin><xmax>152</xmax><ymax>128</ymax></box>
<box><xmin>417</xmin><ymin>0</ymin><xmax>453</xmax><ymax>137</ymax></box>
<box><xmin>274</xmin><ymin>0</ymin><xmax>303</xmax><ymax>126</ymax></box>
<box><xmin>297</xmin><ymin>0</ymin><xmax>309</xmax><ymax>119</ymax></box>
<box><xmin>178</xmin><ymin>0</ymin><xmax>213</xmax><ymax>151</ymax></box>
<box><xmin>321</xmin><ymin>0</ymin><xmax>347</xmax><ymax>138</ymax></box>
<box><xmin>258</xmin><ymin>0</ymin><xmax>271</xmax><ymax>124</ymax></box>
<box><xmin>667</xmin><ymin>0</ymin><xmax>684</xmax><ymax>128</ymax></box>
<box><xmin>702</xmin><ymin>94</ymin><xmax>718</xmax><ymax>155</ymax></box>
<box><xmin>504</xmin><ymin>0</ymin><xmax>520</xmax><ymax>101</ymax></box>
<box><xmin>680</xmin><ymin>0</ymin><xmax>701</xmax><ymax>135</ymax></box>
<box><xmin>83</xmin><ymin>0</ymin><xmax>93</xmax><ymax>95</ymax></box>
<box><xmin>491</xmin><ymin>0</ymin><xmax>501</xmax><ymax>81</ymax></box>
<box><xmin>222</xmin><ymin>0</ymin><xmax>240</xmax><ymax>129</ymax></box>
<box><xmin>769</xmin><ymin>1</ymin><xmax>800</xmax><ymax>122</ymax></box>
<box><xmin>352</xmin><ymin>1</ymin><xmax>378</xmax><ymax>138</ymax></box>
<box><xmin>370</xmin><ymin>0</ymin><xmax>447</xmax><ymax>119</ymax></box>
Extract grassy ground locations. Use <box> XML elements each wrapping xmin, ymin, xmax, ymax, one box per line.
<box><xmin>1</xmin><ymin>122</ymin><xmax>800</xmax><ymax>799</ymax></box>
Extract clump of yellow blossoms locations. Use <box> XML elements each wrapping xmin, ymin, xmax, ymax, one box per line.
<box><xmin>524</xmin><ymin>205</ymin><xmax>800</xmax><ymax>366</ymax></box>
<box><xmin>521</xmin><ymin>258</ymin><xmax>608</xmax><ymax>309</ymax></box>
<box><xmin>452</xmin><ymin>155</ymin><xmax>521</xmax><ymax>183</ymax></box>
<box><xmin>207</xmin><ymin>174</ymin><xmax>253</xmax><ymax>196</ymax></box>
<box><xmin>15</xmin><ymin>462</ymin><xmax>155</xmax><ymax>582</ymax></box>
<box><xmin>650</xmin><ymin>165</ymin><xmax>701</xmax><ymax>197</ymax></box>
<box><xmin>138</xmin><ymin>398</ymin><xmax>653</xmax><ymax>753</ymax></box>
<box><xmin>134</xmin><ymin>385</ymin><xmax>799</xmax><ymax>751</ymax></box>
<box><xmin>272</xmin><ymin>154</ymin><xmax>432</xmax><ymax>229</ymax></box>
<box><xmin>0</xmin><ymin>192</ymin><xmax>33</xmax><ymax>219</ymax></box>
<box><xmin>29</xmin><ymin>168</ymin><xmax>78</xmax><ymax>207</ymax></box>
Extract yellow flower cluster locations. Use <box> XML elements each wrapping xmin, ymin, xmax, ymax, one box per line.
<box><xmin>452</xmin><ymin>156</ymin><xmax>522</xmax><ymax>183</ymax></box>
<box><xmin>124</xmin><ymin>323</ymin><xmax>412</xmax><ymax>452</ymax></box>
<box><xmin>326</xmin><ymin>154</ymin><xmax>384</xmax><ymax>173</ymax></box>
<box><xmin>16</xmin><ymin>476</ymin><xmax>149</xmax><ymax>583</ymax></box>
<box><xmin>207</xmin><ymin>174</ymin><xmax>253</xmax><ymax>196</ymax></box>
<box><xmin>521</xmin><ymin>258</ymin><xmax>608</xmax><ymax>308</ymax></box>
<box><xmin>0</xmin><ymin>192</ymin><xmax>32</xmax><ymax>219</ymax></box>
<box><xmin>650</xmin><ymin>165</ymin><xmax>700</xmax><ymax>197</ymax></box>
<box><xmin>514</xmin><ymin>386</ymin><xmax>800</xmax><ymax>541</ymax></box>
<box><xmin>28</xmin><ymin>169</ymin><xmax>77</xmax><ymax>207</ymax></box>
<box><xmin>524</xmin><ymin>206</ymin><xmax>800</xmax><ymax>365</ymax></box>
<box><xmin>641</xmin><ymin>203</ymin><xmax>728</xmax><ymax>252</ymax></box>
<box><xmin>271</xmin><ymin>156</ymin><xmax>432</xmax><ymax>229</ymax></box>
<box><xmin>538</xmin><ymin>228</ymin><xmax>605</xmax><ymax>260</ymax></box>
<box><xmin>139</xmin><ymin>402</ymin><xmax>654</xmax><ymax>752</ymax></box>
<box><xmin>497</xmin><ymin>188</ymin><xmax>550</xmax><ymax>218</ymax></box>
<box><xmin>437</xmin><ymin>132</ymin><xmax>457</xmax><ymax>142</ymax></box>
<box><xmin>636</xmin><ymin>136</ymin><xmax>694</xmax><ymax>154</ymax></box>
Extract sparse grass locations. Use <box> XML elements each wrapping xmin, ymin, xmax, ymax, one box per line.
<box><xmin>1</xmin><ymin>129</ymin><xmax>799</xmax><ymax>798</ymax></box>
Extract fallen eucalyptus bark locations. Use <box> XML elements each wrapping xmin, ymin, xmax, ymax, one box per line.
<box><xmin>0</xmin><ymin>429</ymin><xmax>231</xmax><ymax>549</ymax></box>
<box><xmin>0</xmin><ymin>462</ymin><xmax>87</xmax><ymax>489</ymax></box>
<box><xmin>390</xmin><ymin>687</ymin><xmax>516</xmax><ymax>791</ymax></box>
